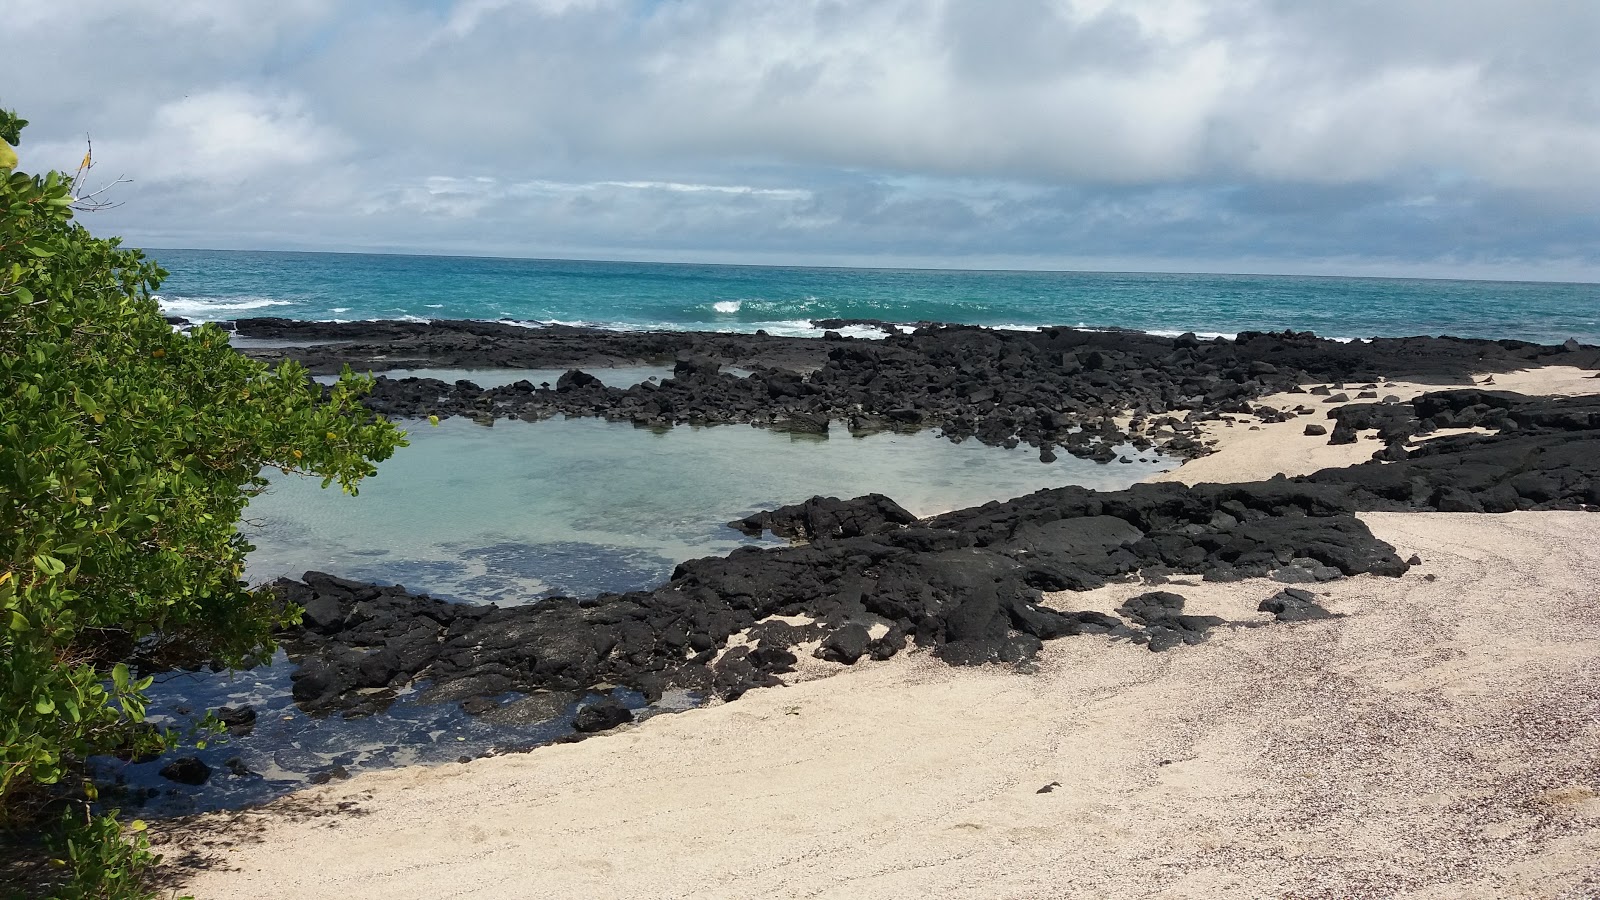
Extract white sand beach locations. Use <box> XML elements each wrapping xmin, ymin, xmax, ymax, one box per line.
<box><xmin>1150</xmin><ymin>366</ymin><xmax>1600</xmax><ymax>485</ymax></box>
<box><xmin>172</xmin><ymin>368</ymin><xmax>1600</xmax><ymax>900</ymax></box>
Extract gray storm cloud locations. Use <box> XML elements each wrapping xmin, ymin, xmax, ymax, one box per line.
<box><xmin>2</xmin><ymin>0</ymin><xmax>1596</xmax><ymax>278</ymax></box>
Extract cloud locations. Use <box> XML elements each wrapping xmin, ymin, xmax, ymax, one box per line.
<box><xmin>1</xmin><ymin>0</ymin><xmax>1597</xmax><ymax>278</ymax></box>
<box><xmin>133</xmin><ymin>89</ymin><xmax>347</xmax><ymax>182</ymax></box>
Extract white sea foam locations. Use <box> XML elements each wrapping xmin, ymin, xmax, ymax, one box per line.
<box><xmin>1142</xmin><ymin>328</ymin><xmax>1240</xmax><ymax>341</ymax></box>
<box><xmin>712</xmin><ymin>300</ymin><xmax>742</xmax><ymax>314</ymax></box>
<box><xmin>330</xmin><ymin>307</ymin><xmax>351</xmax><ymax>313</ymax></box>
<box><xmin>156</xmin><ymin>295</ymin><xmax>299</xmax><ymax>319</ymax></box>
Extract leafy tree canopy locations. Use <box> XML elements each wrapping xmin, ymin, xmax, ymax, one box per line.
<box><xmin>0</xmin><ymin>107</ymin><xmax>406</xmax><ymax>897</ymax></box>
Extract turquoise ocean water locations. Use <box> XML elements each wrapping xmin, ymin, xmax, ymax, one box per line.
<box><xmin>150</xmin><ymin>249</ymin><xmax>1600</xmax><ymax>344</ymax></box>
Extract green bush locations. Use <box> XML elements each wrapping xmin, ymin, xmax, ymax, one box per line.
<box><xmin>0</xmin><ymin>108</ymin><xmax>406</xmax><ymax>898</ymax></box>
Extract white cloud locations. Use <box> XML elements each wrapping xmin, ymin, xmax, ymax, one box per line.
<box><xmin>3</xmin><ymin>0</ymin><xmax>1598</xmax><ymax>274</ymax></box>
<box><xmin>125</xmin><ymin>89</ymin><xmax>346</xmax><ymax>182</ymax></box>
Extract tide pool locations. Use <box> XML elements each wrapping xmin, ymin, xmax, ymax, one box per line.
<box><xmin>245</xmin><ymin>413</ymin><xmax>1167</xmax><ymax>603</ymax></box>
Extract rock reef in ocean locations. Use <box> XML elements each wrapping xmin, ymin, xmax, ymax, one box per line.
<box><xmin>235</xmin><ymin>318</ymin><xmax>1600</xmax><ymax>465</ymax></box>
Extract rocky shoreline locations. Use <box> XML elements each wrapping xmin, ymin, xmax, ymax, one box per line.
<box><xmin>217</xmin><ymin>319</ymin><xmax>1600</xmax><ymax>728</ymax></box>
<box><xmin>233</xmin><ymin>317</ymin><xmax>1599</xmax><ymax>463</ymax></box>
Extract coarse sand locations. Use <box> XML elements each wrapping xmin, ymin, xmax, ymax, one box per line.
<box><xmin>170</xmin><ymin>510</ymin><xmax>1600</xmax><ymax>899</ymax></box>
<box><xmin>1148</xmin><ymin>366</ymin><xmax>1600</xmax><ymax>486</ymax></box>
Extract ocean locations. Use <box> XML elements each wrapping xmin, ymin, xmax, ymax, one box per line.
<box><xmin>149</xmin><ymin>248</ymin><xmax>1600</xmax><ymax>344</ymax></box>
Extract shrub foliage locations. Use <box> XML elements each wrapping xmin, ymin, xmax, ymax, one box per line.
<box><xmin>0</xmin><ymin>108</ymin><xmax>406</xmax><ymax>897</ymax></box>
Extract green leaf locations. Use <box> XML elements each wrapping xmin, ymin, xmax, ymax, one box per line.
<box><xmin>0</xmin><ymin>129</ymin><xmax>405</xmax><ymax>896</ymax></box>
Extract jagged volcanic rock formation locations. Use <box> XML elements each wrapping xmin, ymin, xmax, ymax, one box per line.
<box><xmin>235</xmin><ymin>318</ymin><xmax>1600</xmax><ymax>464</ymax></box>
<box><xmin>272</xmin><ymin>389</ymin><xmax>1597</xmax><ymax>717</ymax></box>
<box><xmin>226</xmin><ymin>321</ymin><xmax>1597</xmax><ymax>717</ymax></box>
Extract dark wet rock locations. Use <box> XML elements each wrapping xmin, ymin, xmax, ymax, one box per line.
<box><xmin>223</xmin><ymin>757</ymin><xmax>258</xmax><ymax>779</ymax></box>
<box><xmin>1304</xmin><ymin>424</ymin><xmax>1327</xmax><ymax>436</ymax></box>
<box><xmin>271</xmin><ymin>471</ymin><xmax>1418</xmax><ymax>713</ymax></box>
<box><xmin>159</xmin><ymin>757</ymin><xmax>212</xmax><ymax>785</ymax></box>
<box><xmin>480</xmin><ymin>692</ymin><xmax>575</xmax><ymax>727</ymax></box>
<box><xmin>461</xmin><ymin>696</ymin><xmax>498</xmax><ymax>716</ymax></box>
<box><xmin>1271</xmin><ymin>557</ymin><xmax>1342</xmax><ymax>584</ymax></box>
<box><xmin>555</xmin><ymin>369</ymin><xmax>602</xmax><ymax>391</ymax></box>
<box><xmin>1306</xmin><ymin>406</ymin><xmax>1600</xmax><ymax>513</ymax></box>
<box><xmin>867</xmin><ymin>626</ymin><xmax>908</xmax><ymax>661</ymax></box>
<box><xmin>309</xmin><ymin>765</ymin><xmax>350</xmax><ymax>784</ymax></box>
<box><xmin>748</xmin><ymin>644</ymin><xmax>800</xmax><ymax>673</ymax></box>
<box><xmin>233</xmin><ymin>319</ymin><xmax>1599</xmax><ymax>465</ymax></box>
<box><xmin>811</xmin><ymin>318</ymin><xmax>901</xmax><ymax>334</ymax></box>
<box><xmin>414</xmin><ymin>673</ymin><xmax>515</xmax><ymax>705</ymax></box>
<box><xmin>215</xmin><ymin>704</ymin><xmax>257</xmax><ymax>734</ymax></box>
<box><xmin>815</xmin><ymin>624</ymin><xmax>872</xmax><ymax>664</ymax></box>
<box><xmin>730</xmin><ymin>494</ymin><xmax>917</xmax><ymax>541</ymax></box>
<box><xmin>275</xmin><ymin>458</ymin><xmax>1510</xmax><ymax>709</ymax></box>
<box><xmin>573</xmin><ymin>699</ymin><xmax>634</xmax><ymax>733</ymax></box>
<box><xmin>299</xmin><ymin>592</ymin><xmax>345</xmax><ymax>633</ymax></box>
<box><xmin>1116</xmin><ymin>592</ymin><xmax>1226</xmax><ymax>651</ymax></box>
<box><xmin>1258</xmin><ymin>588</ymin><xmax>1338</xmax><ymax>622</ymax></box>
<box><xmin>253</xmin><ymin>347</ymin><xmax>1600</xmax><ymax>715</ymax></box>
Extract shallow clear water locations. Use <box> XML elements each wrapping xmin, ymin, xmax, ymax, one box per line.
<box><xmin>100</xmin><ymin>409</ymin><xmax>1164</xmax><ymax>817</ymax></box>
<box><xmin>244</xmin><ymin>414</ymin><xmax>1167</xmax><ymax>603</ymax></box>
<box><xmin>152</xmin><ymin>249</ymin><xmax>1600</xmax><ymax>344</ymax></box>
<box><xmin>89</xmin><ymin>650</ymin><xmax>672</xmax><ymax>818</ymax></box>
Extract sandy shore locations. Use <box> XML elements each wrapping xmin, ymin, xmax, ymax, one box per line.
<box><xmin>1149</xmin><ymin>365</ymin><xmax>1600</xmax><ymax>485</ymax></box>
<box><xmin>171</xmin><ymin>365</ymin><xmax>1600</xmax><ymax>899</ymax></box>
<box><xmin>173</xmin><ymin>512</ymin><xmax>1600</xmax><ymax>899</ymax></box>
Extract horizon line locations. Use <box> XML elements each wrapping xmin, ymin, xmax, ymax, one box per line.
<box><xmin>137</xmin><ymin>245</ymin><xmax>1600</xmax><ymax>289</ymax></box>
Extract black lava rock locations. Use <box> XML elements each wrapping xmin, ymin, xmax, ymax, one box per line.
<box><xmin>159</xmin><ymin>757</ymin><xmax>212</xmax><ymax>786</ymax></box>
<box><xmin>215</xmin><ymin>704</ymin><xmax>257</xmax><ymax>732</ymax></box>
<box><xmin>815</xmin><ymin>624</ymin><xmax>872</xmax><ymax>665</ymax></box>
<box><xmin>573</xmin><ymin>699</ymin><xmax>634</xmax><ymax>733</ymax></box>
<box><xmin>233</xmin><ymin>325</ymin><xmax>1598</xmax><ymax>717</ymax></box>
<box><xmin>1258</xmin><ymin>588</ymin><xmax>1338</xmax><ymax>622</ymax></box>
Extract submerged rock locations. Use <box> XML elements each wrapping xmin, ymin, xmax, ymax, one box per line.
<box><xmin>159</xmin><ymin>757</ymin><xmax>212</xmax><ymax>786</ymax></box>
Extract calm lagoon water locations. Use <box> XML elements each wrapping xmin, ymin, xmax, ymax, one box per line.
<box><xmin>244</xmin><ymin>414</ymin><xmax>1168</xmax><ymax>603</ymax></box>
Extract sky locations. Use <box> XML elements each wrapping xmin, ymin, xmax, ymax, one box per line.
<box><xmin>4</xmin><ymin>0</ymin><xmax>1599</xmax><ymax>280</ymax></box>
